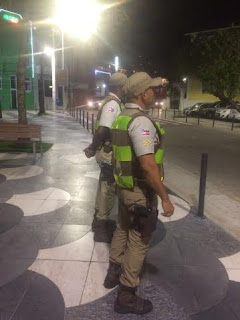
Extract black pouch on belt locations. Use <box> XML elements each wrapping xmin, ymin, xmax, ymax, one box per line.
<box><xmin>101</xmin><ymin>163</ymin><xmax>115</xmax><ymax>184</ymax></box>
<box><xmin>103</xmin><ymin>141</ymin><xmax>113</xmax><ymax>153</ymax></box>
<box><xmin>132</xmin><ymin>205</ymin><xmax>158</xmax><ymax>238</ymax></box>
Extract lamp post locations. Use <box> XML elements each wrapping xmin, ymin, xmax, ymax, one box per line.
<box><xmin>44</xmin><ymin>45</ymin><xmax>56</xmax><ymax>112</ymax></box>
<box><xmin>182</xmin><ymin>77</ymin><xmax>188</xmax><ymax>111</ymax></box>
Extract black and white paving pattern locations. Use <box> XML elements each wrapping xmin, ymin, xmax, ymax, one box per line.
<box><xmin>0</xmin><ymin>111</ymin><xmax>240</xmax><ymax>320</ymax></box>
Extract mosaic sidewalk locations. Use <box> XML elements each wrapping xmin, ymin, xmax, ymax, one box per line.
<box><xmin>0</xmin><ymin>111</ymin><xmax>240</xmax><ymax>320</ymax></box>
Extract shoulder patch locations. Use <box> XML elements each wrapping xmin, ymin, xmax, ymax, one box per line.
<box><xmin>108</xmin><ymin>106</ymin><xmax>115</xmax><ymax>112</ymax></box>
<box><xmin>143</xmin><ymin>139</ymin><xmax>151</xmax><ymax>146</ymax></box>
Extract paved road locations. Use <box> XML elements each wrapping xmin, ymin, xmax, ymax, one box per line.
<box><xmin>160</xmin><ymin>121</ymin><xmax>240</xmax><ymax>199</ymax></box>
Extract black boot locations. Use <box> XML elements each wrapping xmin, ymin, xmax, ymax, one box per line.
<box><xmin>104</xmin><ymin>261</ymin><xmax>121</xmax><ymax>289</ymax></box>
<box><xmin>114</xmin><ymin>284</ymin><xmax>153</xmax><ymax>315</ymax></box>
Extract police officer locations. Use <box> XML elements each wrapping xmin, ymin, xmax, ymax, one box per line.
<box><xmin>84</xmin><ymin>72</ymin><xmax>127</xmax><ymax>243</ymax></box>
<box><xmin>104</xmin><ymin>72</ymin><xmax>174</xmax><ymax>314</ymax></box>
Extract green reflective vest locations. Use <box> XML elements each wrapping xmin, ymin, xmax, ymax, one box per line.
<box><xmin>111</xmin><ymin>108</ymin><xmax>165</xmax><ymax>189</ymax></box>
<box><xmin>95</xmin><ymin>94</ymin><xmax>122</xmax><ymax>131</ymax></box>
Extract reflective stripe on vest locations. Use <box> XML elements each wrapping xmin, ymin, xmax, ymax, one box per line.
<box><xmin>95</xmin><ymin>95</ymin><xmax>122</xmax><ymax>131</ymax></box>
<box><xmin>112</xmin><ymin>109</ymin><xmax>165</xmax><ymax>189</ymax></box>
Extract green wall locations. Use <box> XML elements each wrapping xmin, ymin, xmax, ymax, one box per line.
<box><xmin>0</xmin><ymin>21</ymin><xmax>34</xmax><ymax>110</ymax></box>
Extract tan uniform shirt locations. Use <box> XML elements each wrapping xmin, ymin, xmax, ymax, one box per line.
<box><xmin>99</xmin><ymin>92</ymin><xmax>121</xmax><ymax>128</ymax></box>
<box><xmin>127</xmin><ymin>103</ymin><xmax>157</xmax><ymax>157</ymax></box>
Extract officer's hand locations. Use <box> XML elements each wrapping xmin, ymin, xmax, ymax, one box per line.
<box><xmin>161</xmin><ymin>199</ymin><xmax>174</xmax><ymax>217</ymax></box>
<box><xmin>83</xmin><ymin>146</ymin><xmax>95</xmax><ymax>158</ymax></box>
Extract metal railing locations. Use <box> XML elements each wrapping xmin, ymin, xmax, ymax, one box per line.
<box><xmin>68</xmin><ymin>107</ymin><xmax>96</xmax><ymax>134</ymax></box>
<box><xmin>69</xmin><ymin>107</ymin><xmax>239</xmax><ymax>133</ymax></box>
<box><xmin>150</xmin><ymin>108</ymin><xmax>239</xmax><ymax>131</ymax></box>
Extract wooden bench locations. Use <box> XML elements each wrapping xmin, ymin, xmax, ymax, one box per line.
<box><xmin>0</xmin><ymin>123</ymin><xmax>43</xmax><ymax>164</ymax></box>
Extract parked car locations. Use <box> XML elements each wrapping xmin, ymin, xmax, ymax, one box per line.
<box><xmin>215</xmin><ymin>108</ymin><xmax>231</xmax><ymax>119</ymax></box>
<box><xmin>202</xmin><ymin>101</ymin><xmax>235</xmax><ymax>119</ymax></box>
<box><xmin>183</xmin><ymin>103</ymin><xmax>203</xmax><ymax>116</ymax></box>
<box><xmin>190</xmin><ymin>103</ymin><xmax>214</xmax><ymax>117</ymax></box>
<box><xmin>214</xmin><ymin>102</ymin><xmax>240</xmax><ymax>119</ymax></box>
<box><xmin>227</xmin><ymin>108</ymin><xmax>240</xmax><ymax>122</ymax></box>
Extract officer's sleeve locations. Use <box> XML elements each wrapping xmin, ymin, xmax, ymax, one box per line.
<box><xmin>128</xmin><ymin>116</ymin><xmax>156</xmax><ymax>157</ymax></box>
<box><xmin>99</xmin><ymin>101</ymin><xmax>121</xmax><ymax>128</ymax></box>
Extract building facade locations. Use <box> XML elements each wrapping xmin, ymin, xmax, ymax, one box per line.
<box><xmin>181</xmin><ymin>78</ymin><xmax>240</xmax><ymax>110</ymax></box>
<box><xmin>0</xmin><ymin>9</ymin><xmax>34</xmax><ymax>110</ymax></box>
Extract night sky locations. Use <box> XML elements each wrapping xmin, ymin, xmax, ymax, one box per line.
<box><xmin>98</xmin><ymin>0</ymin><xmax>240</xmax><ymax>77</ymax></box>
<box><xmin>3</xmin><ymin>0</ymin><xmax>239</xmax><ymax>78</ymax></box>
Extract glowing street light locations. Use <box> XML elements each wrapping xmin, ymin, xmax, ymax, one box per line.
<box><xmin>44</xmin><ymin>46</ymin><xmax>56</xmax><ymax>112</ymax></box>
<box><xmin>44</xmin><ymin>46</ymin><xmax>53</xmax><ymax>56</ymax></box>
<box><xmin>54</xmin><ymin>0</ymin><xmax>103</xmax><ymax>40</ymax></box>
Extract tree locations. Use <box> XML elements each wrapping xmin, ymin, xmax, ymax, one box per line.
<box><xmin>184</xmin><ymin>27</ymin><xmax>240</xmax><ymax>103</ymax></box>
<box><xmin>17</xmin><ymin>20</ymin><xmax>28</xmax><ymax>124</ymax></box>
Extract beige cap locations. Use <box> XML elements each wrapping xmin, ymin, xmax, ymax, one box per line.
<box><xmin>109</xmin><ymin>72</ymin><xmax>127</xmax><ymax>87</ymax></box>
<box><xmin>125</xmin><ymin>72</ymin><xmax>163</xmax><ymax>96</ymax></box>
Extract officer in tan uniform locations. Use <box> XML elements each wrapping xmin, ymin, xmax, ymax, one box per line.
<box><xmin>104</xmin><ymin>72</ymin><xmax>174</xmax><ymax>314</ymax></box>
<box><xmin>84</xmin><ymin>72</ymin><xmax>127</xmax><ymax>243</ymax></box>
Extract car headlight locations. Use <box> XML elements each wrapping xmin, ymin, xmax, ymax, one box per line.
<box><xmin>88</xmin><ymin>101</ymin><xmax>93</xmax><ymax>107</ymax></box>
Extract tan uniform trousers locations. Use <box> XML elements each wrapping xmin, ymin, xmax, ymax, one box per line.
<box><xmin>110</xmin><ymin>183</ymin><xmax>158</xmax><ymax>288</ymax></box>
<box><xmin>94</xmin><ymin>148</ymin><xmax>116</xmax><ymax>220</ymax></box>
<box><xmin>94</xmin><ymin>174</ymin><xmax>116</xmax><ymax>220</ymax></box>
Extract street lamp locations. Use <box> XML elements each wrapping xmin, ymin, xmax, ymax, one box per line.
<box><xmin>182</xmin><ymin>77</ymin><xmax>188</xmax><ymax>111</ymax></box>
<box><xmin>44</xmin><ymin>46</ymin><xmax>56</xmax><ymax>112</ymax></box>
<box><xmin>54</xmin><ymin>0</ymin><xmax>103</xmax><ymax>40</ymax></box>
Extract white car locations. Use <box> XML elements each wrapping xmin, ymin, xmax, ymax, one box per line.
<box><xmin>216</xmin><ymin>108</ymin><xmax>240</xmax><ymax>121</ymax></box>
<box><xmin>215</xmin><ymin>108</ymin><xmax>231</xmax><ymax>119</ymax></box>
<box><xmin>228</xmin><ymin>108</ymin><xmax>240</xmax><ymax>121</ymax></box>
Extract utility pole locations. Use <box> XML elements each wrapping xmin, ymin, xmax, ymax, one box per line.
<box><xmin>52</xmin><ymin>28</ymin><xmax>56</xmax><ymax>112</ymax></box>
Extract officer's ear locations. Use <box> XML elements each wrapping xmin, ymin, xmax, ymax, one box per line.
<box><xmin>141</xmin><ymin>89</ymin><xmax>148</xmax><ymax>100</ymax></box>
<box><xmin>142</xmin><ymin>88</ymin><xmax>151</xmax><ymax>101</ymax></box>
<box><xmin>140</xmin><ymin>92</ymin><xmax>145</xmax><ymax>104</ymax></box>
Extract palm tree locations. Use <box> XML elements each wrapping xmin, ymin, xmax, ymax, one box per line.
<box><xmin>17</xmin><ymin>11</ymin><xmax>28</xmax><ymax>124</ymax></box>
<box><xmin>16</xmin><ymin>0</ymin><xmax>28</xmax><ymax>124</ymax></box>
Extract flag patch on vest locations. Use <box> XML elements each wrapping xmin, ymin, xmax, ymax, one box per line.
<box><xmin>141</xmin><ymin>129</ymin><xmax>150</xmax><ymax>136</ymax></box>
<box><xmin>108</xmin><ymin>106</ymin><xmax>114</xmax><ymax>112</ymax></box>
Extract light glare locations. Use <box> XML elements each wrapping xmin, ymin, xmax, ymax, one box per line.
<box><xmin>44</xmin><ymin>46</ymin><xmax>53</xmax><ymax>56</ymax></box>
<box><xmin>115</xmin><ymin>56</ymin><xmax>119</xmax><ymax>72</ymax></box>
<box><xmin>88</xmin><ymin>101</ymin><xmax>94</xmax><ymax>107</ymax></box>
<box><xmin>55</xmin><ymin>0</ymin><xmax>102</xmax><ymax>40</ymax></box>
